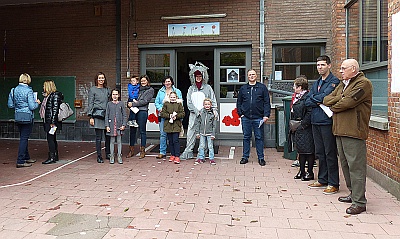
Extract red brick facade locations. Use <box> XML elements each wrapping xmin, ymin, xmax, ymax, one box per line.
<box><xmin>0</xmin><ymin>0</ymin><xmax>399</xmax><ymax>193</ymax></box>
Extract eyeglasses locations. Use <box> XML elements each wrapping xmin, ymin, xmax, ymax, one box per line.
<box><xmin>340</xmin><ymin>66</ymin><xmax>353</xmax><ymax>71</ymax></box>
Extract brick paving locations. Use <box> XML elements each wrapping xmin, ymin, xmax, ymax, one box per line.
<box><xmin>0</xmin><ymin>139</ymin><xmax>399</xmax><ymax>239</ymax></box>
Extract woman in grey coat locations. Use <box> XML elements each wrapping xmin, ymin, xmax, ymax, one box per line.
<box><xmin>88</xmin><ymin>72</ymin><xmax>111</xmax><ymax>163</ymax></box>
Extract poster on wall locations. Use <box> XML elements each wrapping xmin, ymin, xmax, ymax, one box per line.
<box><xmin>392</xmin><ymin>12</ymin><xmax>400</xmax><ymax>92</ymax></box>
<box><xmin>220</xmin><ymin>103</ymin><xmax>242</xmax><ymax>133</ymax></box>
<box><xmin>227</xmin><ymin>69</ymin><xmax>239</xmax><ymax>82</ymax></box>
<box><xmin>168</xmin><ymin>22</ymin><xmax>220</xmax><ymax>37</ymax></box>
<box><xmin>147</xmin><ymin>103</ymin><xmax>159</xmax><ymax>131</ymax></box>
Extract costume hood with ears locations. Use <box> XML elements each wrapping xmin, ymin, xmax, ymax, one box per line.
<box><xmin>189</xmin><ymin>61</ymin><xmax>209</xmax><ymax>84</ymax></box>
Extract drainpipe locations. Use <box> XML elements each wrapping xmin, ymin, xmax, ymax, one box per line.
<box><xmin>259</xmin><ymin>0</ymin><xmax>266</xmax><ymax>86</ymax></box>
<box><xmin>116</xmin><ymin>0</ymin><xmax>121</xmax><ymax>91</ymax></box>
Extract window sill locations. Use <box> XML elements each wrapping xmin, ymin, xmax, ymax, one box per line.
<box><xmin>369</xmin><ymin>115</ymin><xmax>389</xmax><ymax>131</ymax></box>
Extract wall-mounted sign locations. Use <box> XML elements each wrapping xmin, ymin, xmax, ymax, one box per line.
<box><xmin>168</xmin><ymin>22</ymin><xmax>220</xmax><ymax>37</ymax></box>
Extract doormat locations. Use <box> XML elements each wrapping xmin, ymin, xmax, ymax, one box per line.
<box><xmin>150</xmin><ymin>138</ymin><xmax>219</xmax><ymax>154</ymax></box>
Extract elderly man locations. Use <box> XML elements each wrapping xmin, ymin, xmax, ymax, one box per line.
<box><xmin>323</xmin><ymin>59</ymin><xmax>373</xmax><ymax>215</ymax></box>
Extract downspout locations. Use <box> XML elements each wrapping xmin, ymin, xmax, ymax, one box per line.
<box><xmin>116</xmin><ymin>0</ymin><xmax>122</xmax><ymax>91</ymax></box>
<box><xmin>259</xmin><ymin>0</ymin><xmax>266</xmax><ymax>86</ymax></box>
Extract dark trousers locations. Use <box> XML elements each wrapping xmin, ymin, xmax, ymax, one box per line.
<box><xmin>44</xmin><ymin>123</ymin><xmax>58</xmax><ymax>154</ymax></box>
<box><xmin>17</xmin><ymin>123</ymin><xmax>33</xmax><ymax>164</ymax></box>
<box><xmin>95</xmin><ymin>128</ymin><xmax>110</xmax><ymax>157</ymax></box>
<box><xmin>167</xmin><ymin>132</ymin><xmax>180</xmax><ymax>157</ymax></box>
<box><xmin>129</xmin><ymin>110</ymin><xmax>148</xmax><ymax>147</ymax></box>
<box><xmin>312</xmin><ymin>124</ymin><xmax>339</xmax><ymax>187</ymax></box>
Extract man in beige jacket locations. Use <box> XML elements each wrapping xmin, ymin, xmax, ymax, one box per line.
<box><xmin>323</xmin><ymin>59</ymin><xmax>373</xmax><ymax>215</ymax></box>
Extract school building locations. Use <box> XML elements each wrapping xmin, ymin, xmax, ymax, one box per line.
<box><xmin>0</xmin><ymin>0</ymin><xmax>399</xmax><ymax>199</ymax></box>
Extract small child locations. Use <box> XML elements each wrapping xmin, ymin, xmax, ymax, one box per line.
<box><xmin>127</xmin><ymin>76</ymin><xmax>140</xmax><ymax>127</ymax></box>
<box><xmin>194</xmin><ymin>98</ymin><xmax>217</xmax><ymax>165</ymax></box>
<box><xmin>159</xmin><ymin>92</ymin><xmax>185</xmax><ymax>164</ymax></box>
<box><xmin>106</xmin><ymin>89</ymin><xmax>127</xmax><ymax>164</ymax></box>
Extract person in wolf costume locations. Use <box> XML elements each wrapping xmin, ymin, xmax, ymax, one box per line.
<box><xmin>181</xmin><ymin>62</ymin><xmax>218</xmax><ymax>160</ymax></box>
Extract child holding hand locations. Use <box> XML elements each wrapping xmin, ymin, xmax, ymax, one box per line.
<box><xmin>106</xmin><ymin>89</ymin><xmax>127</xmax><ymax>164</ymax></box>
<box><xmin>159</xmin><ymin>92</ymin><xmax>185</xmax><ymax>164</ymax></box>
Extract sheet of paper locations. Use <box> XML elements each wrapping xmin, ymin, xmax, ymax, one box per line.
<box><xmin>33</xmin><ymin>92</ymin><xmax>38</xmax><ymax>101</ymax></box>
<box><xmin>258</xmin><ymin>119</ymin><xmax>264</xmax><ymax>128</ymax></box>
<box><xmin>49</xmin><ymin>126</ymin><xmax>57</xmax><ymax>135</ymax></box>
<box><xmin>319</xmin><ymin>104</ymin><xmax>333</xmax><ymax>118</ymax></box>
<box><xmin>130</xmin><ymin>107</ymin><xmax>139</xmax><ymax>113</ymax></box>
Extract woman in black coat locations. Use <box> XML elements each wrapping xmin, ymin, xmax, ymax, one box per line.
<box><xmin>40</xmin><ymin>80</ymin><xmax>64</xmax><ymax>164</ymax></box>
<box><xmin>290</xmin><ymin>76</ymin><xmax>315</xmax><ymax>181</ymax></box>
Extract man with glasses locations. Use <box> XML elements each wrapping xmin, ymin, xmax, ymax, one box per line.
<box><xmin>323</xmin><ymin>59</ymin><xmax>373</xmax><ymax>215</ymax></box>
<box><xmin>305</xmin><ymin>55</ymin><xmax>340</xmax><ymax>195</ymax></box>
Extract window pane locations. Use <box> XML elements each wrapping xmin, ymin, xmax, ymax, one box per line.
<box><xmin>220</xmin><ymin>68</ymin><xmax>247</xmax><ymax>82</ymax></box>
<box><xmin>380</xmin><ymin>0</ymin><xmax>388</xmax><ymax>61</ymax></box>
<box><xmin>275</xmin><ymin>46</ymin><xmax>321</xmax><ymax>63</ymax></box>
<box><xmin>220</xmin><ymin>85</ymin><xmax>242</xmax><ymax>98</ymax></box>
<box><xmin>146</xmin><ymin>69</ymin><xmax>170</xmax><ymax>84</ymax></box>
<box><xmin>348</xmin><ymin>1</ymin><xmax>360</xmax><ymax>59</ymax></box>
<box><xmin>146</xmin><ymin>54</ymin><xmax>170</xmax><ymax>67</ymax></box>
<box><xmin>362</xmin><ymin>0</ymin><xmax>377</xmax><ymax>63</ymax></box>
<box><xmin>275</xmin><ymin>65</ymin><xmax>319</xmax><ymax>80</ymax></box>
<box><xmin>220</xmin><ymin>52</ymin><xmax>246</xmax><ymax>66</ymax></box>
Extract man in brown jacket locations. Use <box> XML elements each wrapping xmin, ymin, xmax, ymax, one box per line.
<box><xmin>323</xmin><ymin>59</ymin><xmax>373</xmax><ymax>215</ymax></box>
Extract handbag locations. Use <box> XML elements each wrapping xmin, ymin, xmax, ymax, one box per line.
<box><xmin>289</xmin><ymin>120</ymin><xmax>301</xmax><ymax>132</ymax></box>
<box><xmin>15</xmin><ymin>111</ymin><xmax>32</xmax><ymax>124</ymax></box>
<box><xmin>58</xmin><ymin>102</ymin><xmax>74</xmax><ymax>121</ymax></box>
<box><xmin>92</xmin><ymin>108</ymin><xmax>105</xmax><ymax>119</ymax></box>
<box><xmin>12</xmin><ymin>88</ymin><xmax>32</xmax><ymax>124</ymax></box>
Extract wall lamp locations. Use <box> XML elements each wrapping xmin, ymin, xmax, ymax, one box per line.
<box><xmin>161</xmin><ymin>13</ymin><xmax>227</xmax><ymax>20</ymax></box>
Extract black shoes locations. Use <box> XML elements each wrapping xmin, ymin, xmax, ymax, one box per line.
<box><xmin>302</xmin><ymin>172</ymin><xmax>314</xmax><ymax>181</ymax></box>
<box><xmin>294</xmin><ymin>170</ymin><xmax>303</xmax><ymax>179</ymax></box>
<box><xmin>97</xmin><ymin>156</ymin><xmax>104</xmax><ymax>163</ymax></box>
<box><xmin>338</xmin><ymin>195</ymin><xmax>352</xmax><ymax>203</ymax></box>
<box><xmin>43</xmin><ymin>152</ymin><xmax>57</xmax><ymax>164</ymax></box>
<box><xmin>240</xmin><ymin>158</ymin><xmax>248</xmax><ymax>164</ymax></box>
<box><xmin>258</xmin><ymin>159</ymin><xmax>266</xmax><ymax>166</ymax></box>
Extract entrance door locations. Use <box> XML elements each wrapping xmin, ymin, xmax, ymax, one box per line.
<box><xmin>176</xmin><ymin>49</ymin><xmax>214</xmax><ymax>128</ymax></box>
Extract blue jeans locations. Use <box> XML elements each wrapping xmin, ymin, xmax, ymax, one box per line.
<box><xmin>130</xmin><ymin>110</ymin><xmax>148</xmax><ymax>147</ymax></box>
<box><xmin>159</xmin><ymin>117</ymin><xmax>167</xmax><ymax>155</ymax></box>
<box><xmin>17</xmin><ymin>122</ymin><xmax>33</xmax><ymax>164</ymax></box>
<box><xmin>197</xmin><ymin>135</ymin><xmax>214</xmax><ymax>160</ymax></box>
<box><xmin>167</xmin><ymin>132</ymin><xmax>180</xmax><ymax>157</ymax></box>
<box><xmin>241</xmin><ymin>117</ymin><xmax>264</xmax><ymax>160</ymax></box>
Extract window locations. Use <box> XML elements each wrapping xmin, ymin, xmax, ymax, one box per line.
<box><xmin>272</xmin><ymin>43</ymin><xmax>325</xmax><ymax>81</ymax></box>
<box><xmin>346</xmin><ymin>0</ymin><xmax>388</xmax><ymax>116</ymax></box>
<box><xmin>216</xmin><ymin>49</ymin><xmax>251</xmax><ymax>99</ymax></box>
<box><xmin>140</xmin><ymin>50</ymin><xmax>175</xmax><ymax>97</ymax></box>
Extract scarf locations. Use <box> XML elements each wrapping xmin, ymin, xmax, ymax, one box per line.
<box><xmin>40</xmin><ymin>95</ymin><xmax>49</xmax><ymax>119</ymax></box>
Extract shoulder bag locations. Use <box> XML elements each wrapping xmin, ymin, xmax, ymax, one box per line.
<box><xmin>58</xmin><ymin>102</ymin><xmax>74</xmax><ymax>121</ymax></box>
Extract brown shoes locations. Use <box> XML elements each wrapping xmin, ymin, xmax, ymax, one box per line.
<box><xmin>323</xmin><ymin>185</ymin><xmax>339</xmax><ymax>195</ymax></box>
<box><xmin>16</xmin><ymin>163</ymin><xmax>32</xmax><ymax>168</ymax></box>
<box><xmin>346</xmin><ymin>204</ymin><xmax>366</xmax><ymax>215</ymax></box>
<box><xmin>26</xmin><ymin>159</ymin><xmax>37</xmax><ymax>163</ymax></box>
<box><xmin>156</xmin><ymin>154</ymin><xmax>166</xmax><ymax>159</ymax></box>
<box><xmin>338</xmin><ymin>195</ymin><xmax>352</xmax><ymax>203</ymax></box>
<box><xmin>308</xmin><ymin>181</ymin><xmax>327</xmax><ymax>189</ymax></box>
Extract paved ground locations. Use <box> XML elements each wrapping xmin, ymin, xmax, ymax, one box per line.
<box><xmin>0</xmin><ymin>138</ymin><xmax>399</xmax><ymax>239</ymax></box>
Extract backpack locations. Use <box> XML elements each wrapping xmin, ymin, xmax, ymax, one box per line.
<box><xmin>58</xmin><ymin>102</ymin><xmax>74</xmax><ymax>121</ymax></box>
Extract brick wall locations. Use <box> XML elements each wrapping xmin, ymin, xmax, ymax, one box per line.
<box><xmin>332</xmin><ymin>0</ymin><xmax>399</xmax><ymax>184</ymax></box>
<box><xmin>0</xmin><ymin>1</ymin><xmax>117</xmax><ymax>119</ymax></box>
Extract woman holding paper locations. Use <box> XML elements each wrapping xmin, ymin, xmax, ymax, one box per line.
<box><xmin>40</xmin><ymin>80</ymin><xmax>64</xmax><ymax>164</ymax></box>
<box><xmin>126</xmin><ymin>75</ymin><xmax>154</xmax><ymax>159</ymax></box>
<box><xmin>289</xmin><ymin>76</ymin><xmax>315</xmax><ymax>181</ymax></box>
<box><xmin>154</xmin><ymin>76</ymin><xmax>182</xmax><ymax>160</ymax></box>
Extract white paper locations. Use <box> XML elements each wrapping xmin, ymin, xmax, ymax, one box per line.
<box><xmin>319</xmin><ymin>104</ymin><xmax>333</xmax><ymax>118</ymax></box>
<box><xmin>258</xmin><ymin>119</ymin><xmax>264</xmax><ymax>128</ymax></box>
<box><xmin>130</xmin><ymin>107</ymin><xmax>139</xmax><ymax>114</ymax></box>
<box><xmin>49</xmin><ymin>126</ymin><xmax>57</xmax><ymax>135</ymax></box>
<box><xmin>33</xmin><ymin>92</ymin><xmax>38</xmax><ymax>101</ymax></box>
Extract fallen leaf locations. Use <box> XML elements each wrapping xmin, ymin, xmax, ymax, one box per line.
<box><xmin>232</xmin><ymin>217</ymin><xmax>241</xmax><ymax>221</ymax></box>
<box><xmin>346</xmin><ymin>223</ymin><xmax>353</xmax><ymax>226</ymax></box>
<box><xmin>176</xmin><ymin>169</ymin><xmax>180</xmax><ymax>172</ymax></box>
<box><xmin>127</xmin><ymin>225</ymin><xmax>135</xmax><ymax>229</ymax></box>
<box><xmin>124</xmin><ymin>208</ymin><xmax>129</xmax><ymax>212</ymax></box>
<box><xmin>223</xmin><ymin>184</ymin><xmax>231</xmax><ymax>186</ymax></box>
<box><xmin>226</xmin><ymin>179</ymin><xmax>231</xmax><ymax>182</ymax></box>
<box><xmin>233</xmin><ymin>188</ymin><xmax>240</xmax><ymax>192</ymax></box>
<box><xmin>243</xmin><ymin>200</ymin><xmax>252</xmax><ymax>204</ymax></box>
<box><xmin>20</xmin><ymin>207</ymin><xmax>28</xmax><ymax>210</ymax></box>
<box><xmin>144</xmin><ymin>208</ymin><xmax>150</xmax><ymax>212</ymax></box>
<box><xmin>47</xmin><ymin>204</ymin><xmax>62</xmax><ymax>210</ymax></box>
<box><xmin>98</xmin><ymin>204</ymin><xmax>110</xmax><ymax>207</ymax></box>
<box><xmin>250</xmin><ymin>220</ymin><xmax>258</xmax><ymax>223</ymax></box>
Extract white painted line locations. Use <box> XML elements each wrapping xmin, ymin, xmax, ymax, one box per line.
<box><xmin>228</xmin><ymin>147</ymin><xmax>235</xmax><ymax>159</ymax></box>
<box><xmin>0</xmin><ymin>150</ymin><xmax>97</xmax><ymax>189</ymax></box>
